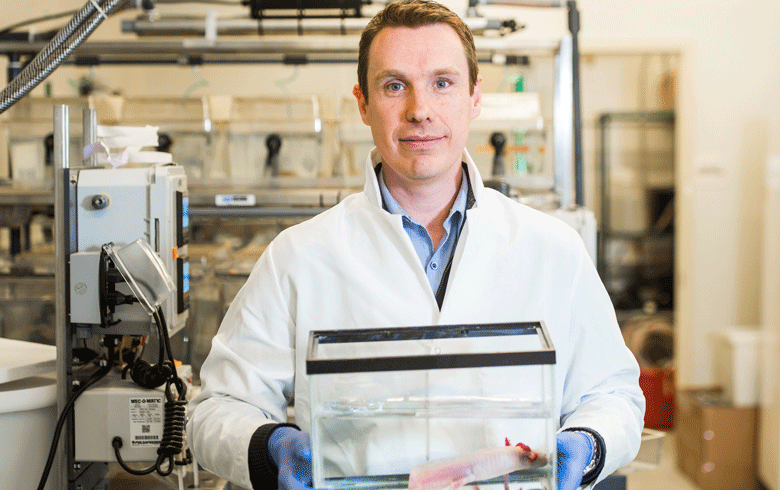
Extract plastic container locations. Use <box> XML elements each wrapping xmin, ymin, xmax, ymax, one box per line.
<box><xmin>306</xmin><ymin>322</ymin><xmax>557</xmax><ymax>490</ymax></box>
<box><xmin>0</xmin><ymin>375</ymin><xmax>57</xmax><ymax>490</ymax></box>
<box><xmin>104</xmin><ymin>239</ymin><xmax>176</xmax><ymax>316</ymax></box>
<box><xmin>336</xmin><ymin>96</ymin><xmax>374</xmax><ymax>177</ymax></box>
<box><xmin>711</xmin><ymin>325</ymin><xmax>762</xmax><ymax>406</ymax></box>
<box><xmin>0</xmin><ymin>338</ymin><xmax>58</xmax><ymax>490</ymax></box>
<box><xmin>226</xmin><ymin>95</ymin><xmax>324</xmax><ymax>182</ymax></box>
<box><xmin>615</xmin><ymin>428</ymin><xmax>666</xmax><ymax>474</ymax></box>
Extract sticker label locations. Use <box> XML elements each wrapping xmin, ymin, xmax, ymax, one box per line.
<box><xmin>215</xmin><ymin>194</ymin><xmax>256</xmax><ymax>206</ymax></box>
<box><xmin>129</xmin><ymin>397</ymin><xmax>163</xmax><ymax>447</ymax></box>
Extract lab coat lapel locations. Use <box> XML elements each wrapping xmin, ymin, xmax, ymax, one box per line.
<box><xmin>361</xmin><ymin>148</ymin><xmax>454</xmax><ymax>310</ymax></box>
<box><xmin>371</xmin><ymin>202</ymin><xmax>437</xmax><ymax>306</ymax></box>
<box><xmin>436</xmin><ymin>206</ymin><xmax>489</xmax><ymax>323</ymax></box>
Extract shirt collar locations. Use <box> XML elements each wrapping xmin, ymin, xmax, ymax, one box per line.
<box><xmin>364</xmin><ymin>148</ymin><xmax>483</xmax><ymax>210</ymax></box>
<box><xmin>376</xmin><ymin>165</ymin><xmax>471</xmax><ymax>228</ymax></box>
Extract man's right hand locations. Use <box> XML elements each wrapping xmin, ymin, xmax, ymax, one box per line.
<box><xmin>267</xmin><ymin>426</ymin><xmax>317</xmax><ymax>490</ymax></box>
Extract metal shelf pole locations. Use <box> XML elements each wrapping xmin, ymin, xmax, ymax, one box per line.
<box><xmin>554</xmin><ymin>34</ymin><xmax>574</xmax><ymax>207</ymax></box>
<box><xmin>54</xmin><ymin>103</ymin><xmax>70</xmax><ymax>490</ymax></box>
<box><xmin>568</xmin><ymin>0</ymin><xmax>583</xmax><ymax>206</ymax></box>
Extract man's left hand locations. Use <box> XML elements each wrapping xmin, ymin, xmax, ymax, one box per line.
<box><xmin>556</xmin><ymin>431</ymin><xmax>593</xmax><ymax>490</ymax></box>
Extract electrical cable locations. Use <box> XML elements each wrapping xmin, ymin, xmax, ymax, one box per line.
<box><xmin>36</xmin><ymin>362</ymin><xmax>112</xmax><ymax>490</ymax></box>
<box><xmin>114</xmin><ymin>306</ymin><xmax>188</xmax><ymax>477</ymax></box>
<box><xmin>154</xmin><ymin>308</ymin><xmax>190</xmax><ymax>469</ymax></box>
<box><xmin>128</xmin><ymin>318</ymin><xmax>171</xmax><ymax>390</ymax></box>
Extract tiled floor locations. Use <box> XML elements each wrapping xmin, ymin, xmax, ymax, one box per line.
<box><xmin>626</xmin><ymin>430</ymin><xmax>700</xmax><ymax>490</ymax></box>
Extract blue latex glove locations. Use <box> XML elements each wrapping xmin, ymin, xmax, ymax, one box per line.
<box><xmin>557</xmin><ymin>431</ymin><xmax>594</xmax><ymax>490</ymax></box>
<box><xmin>267</xmin><ymin>427</ymin><xmax>316</xmax><ymax>490</ymax></box>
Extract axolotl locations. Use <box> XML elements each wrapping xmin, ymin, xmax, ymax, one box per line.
<box><xmin>407</xmin><ymin>440</ymin><xmax>548</xmax><ymax>490</ymax></box>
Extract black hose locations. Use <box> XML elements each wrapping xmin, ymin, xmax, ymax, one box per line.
<box><xmin>0</xmin><ymin>0</ymin><xmax>128</xmax><ymax>114</ymax></box>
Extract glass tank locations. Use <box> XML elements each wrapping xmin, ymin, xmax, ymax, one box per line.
<box><xmin>335</xmin><ymin>96</ymin><xmax>374</xmax><ymax>178</ymax></box>
<box><xmin>307</xmin><ymin>322</ymin><xmax>557</xmax><ymax>490</ymax></box>
<box><xmin>1</xmin><ymin>95</ymin><xmax>325</xmax><ymax>186</ymax></box>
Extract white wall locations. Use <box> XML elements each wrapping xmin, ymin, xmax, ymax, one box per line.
<box><xmin>761</xmin><ymin>156</ymin><xmax>780</xmax><ymax>490</ymax></box>
<box><xmin>581</xmin><ymin>3</ymin><xmax>780</xmax><ymax>487</ymax></box>
<box><xmin>578</xmin><ymin>0</ymin><xmax>780</xmax><ymax>389</ymax></box>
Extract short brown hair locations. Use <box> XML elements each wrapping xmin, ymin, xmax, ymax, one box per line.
<box><xmin>357</xmin><ymin>0</ymin><xmax>479</xmax><ymax>103</ymax></box>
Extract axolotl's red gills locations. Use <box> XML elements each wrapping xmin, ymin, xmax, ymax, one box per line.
<box><xmin>407</xmin><ymin>444</ymin><xmax>548</xmax><ymax>490</ymax></box>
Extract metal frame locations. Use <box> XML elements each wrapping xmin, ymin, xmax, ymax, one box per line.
<box><xmin>122</xmin><ymin>15</ymin><xmax>507</xmax><ymax>36</ymax></box>
<box><xmin>307</xmin><ymin>321</ymin><xmax>556</xmax><ymax>374</ymax></box>
<box><xmin>554</xmin><ymin>34</ymin><xmax>574</xmax><ymax>207</ymax></box>
<box><xmin>55</xmin><ymin>106</ymin><xmax>110</xmax><ymax>490</ymax></box>
<box><xmin>0</xmin><ymin>37</ymin><xmax>560</xmax><ymax>64</ymax></box>
<box><xmin>0</xmin><ymin>36</ymin><xmax>576</xmax><ymax>209</ymax></box>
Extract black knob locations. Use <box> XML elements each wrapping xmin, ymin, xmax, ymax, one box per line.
<box><xmin>266</xmin><ymin>133</ymin><xmax>282</xmax><ymax>155</ymax></box>
<box><xmin>490</xmin><ymin>132</ymin><xmax>506</xmax><ymax>153</ymax></box>
<box><xmin>490</xmin><ymin>132</ymin><xmax>506</xmax><ymax>177</ymax></box>
<box><xmin>44</xmin><ymin>133</ymin><xmax>54</xmax><ymax>167</ymax></box>
<box><xmin>265</xmin><ymin>134</ymin><xmax>282</xmax><ymax>177</ymax></box>
<box><xmin>156</xmin><ymin>132</ymin><xmax>173</xmax><ymax>153</ymax></box>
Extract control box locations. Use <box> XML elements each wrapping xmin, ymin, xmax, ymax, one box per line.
<box><xmin>71</xmin><ymin>165</ymin><xmax>189</xmax><ymax>335</ymax></box>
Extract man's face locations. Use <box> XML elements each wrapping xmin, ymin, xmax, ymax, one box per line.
<box><xmin>353</xmin><ymin>23</ymin><xmax>482</xmax><ymax>188</ymax></box>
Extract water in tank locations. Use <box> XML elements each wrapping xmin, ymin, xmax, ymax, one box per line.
<box><xmin>306</xmin><ymin>322</ymin><xmax>557</xmax><ymax>490</ymax></box>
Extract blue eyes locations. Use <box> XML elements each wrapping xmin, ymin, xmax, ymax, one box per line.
<box><xmin>384</xmin><ymin>79</ymin><xmax>451</xmax><ymax>92</ymax></box>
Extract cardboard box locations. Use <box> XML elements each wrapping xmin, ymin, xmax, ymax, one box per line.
<box><xmin>676</xmin><ymin>389</ymin><xmax>758</xmax><ymax>490</ymax></box>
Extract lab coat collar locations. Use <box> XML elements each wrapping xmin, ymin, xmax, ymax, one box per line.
<box><xmin>362</xmin><ymin>147</ymin><xmax>485</xmax><ymax>210</ymax></box>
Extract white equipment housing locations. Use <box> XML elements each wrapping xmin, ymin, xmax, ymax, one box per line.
<box><xmin>74</xmin><ymin>366</ymin><xmax>193</xmax><ymax>462</ymax></box>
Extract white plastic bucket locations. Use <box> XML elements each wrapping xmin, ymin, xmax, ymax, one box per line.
<box><xmin>0</xmin><ymin>373</ymin><xmax>57</xmax><ymax>490</ymax></box>
<box><xmin>712</xmin><ymin>325</ymin><xmax>762</xmax><ymax>406</ymax></box>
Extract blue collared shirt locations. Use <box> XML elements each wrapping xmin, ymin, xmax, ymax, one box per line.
<box><xmin>378</xmin><ymin>168</ymin><xmax>469</xmax><ymax>294</ymax></box>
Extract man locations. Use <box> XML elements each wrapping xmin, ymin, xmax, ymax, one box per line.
<box><xmin>187</xmin><ymin>1</ymin><xmax>645</xmax><ymax>489</ymax></box>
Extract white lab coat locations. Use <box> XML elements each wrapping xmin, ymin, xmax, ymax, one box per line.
<box><xmin>187</xmin><ymin>149</ymin><xmax>645</xmax><ymax>489</ymax></box>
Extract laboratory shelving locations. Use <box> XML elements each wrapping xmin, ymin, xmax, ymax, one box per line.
<box><xmin>597</xmin><ymin>110</ymin><xmax>675</xmax><ymax>313</ymax></box>
<box><xmin>0</xmin><ymin>1</ymin><xmax>583</xmax><ymax>229</ymax></box>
